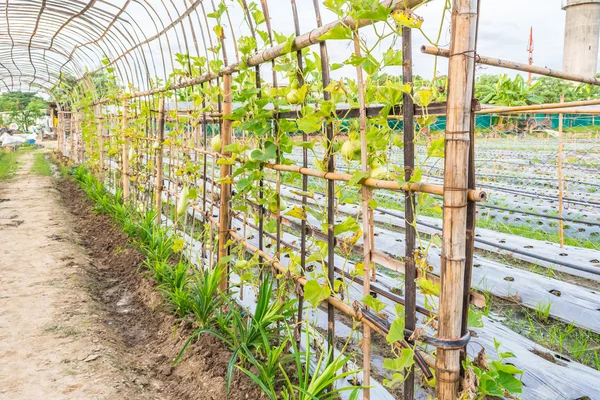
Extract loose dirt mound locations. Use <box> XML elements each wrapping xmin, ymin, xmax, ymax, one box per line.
<box><xmin>57</xmin><ymin>176</ymin><xmax>262</xmax><ymax>400</ymax></box>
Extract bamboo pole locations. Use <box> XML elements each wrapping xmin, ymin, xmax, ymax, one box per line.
<box><xmin>422</xmin><ymin>45</ymin><xmax>600</xmax><ymax>86</ymax></box>
<box><xmin>121</xmin><ymin>100</ymin><xmax>130</xmax><ymax>200</ymax></box>
<box><xmin>558</xmin><ymin>95</ymin><xmax>565</xmax><ymax>248</ymax></box>
<box><xmin>352</xmin><ymin>32</ymin><xmax>372</xmax><ymax>399</ymax></box>
<box><xmin>155</xmin><ymin>98</ymin><xmax>166</xmax><ymax>225</ymax></box>
<box><xmin>402</xmin><ymin>25</ymin><xmax>417</xmax><ymax>400</ymax></box>
<box><xmin>264</xmin><ymin>163</ymin><xmax>487</xmax><ymax>201</ymax></box>
<box><xmin>437</xmin><ymin>1</ymin><xmax>478</xmax><ymax>399</ymax></box>
<box><xmin>479</xmin><ymin>98</ymin><xmax>600</xmax><ymax>114</ymax></box>
<box><xmin>96</xmin><ymin>105</ymin><xmax>104</xmax><ymax>181</ymax></box>
<box><xmin>69</xmin><ymin>114</ymin><xmax>74</xmax><ymax>160</ymax></box>
<box><xmin>218</xmin><ymin>73</ymin><xmax>233</xmax><ymax>291</ymax></box>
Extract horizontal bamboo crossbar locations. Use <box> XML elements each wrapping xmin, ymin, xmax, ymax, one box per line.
<box><xmin>478</xmin><ymin>98</ymin><xmax>600</xmax><ymax>114</ymax></box>
<box><xmin>93</xmin><ymin>0</ymin><xmax>424</xmax><ymax>105</ymax></box>
<box><xmin>265</xmin><ymin>163</ymin><xmax>487</xmax><ymax>202</ymax></box>
<box><xmin>422</xmin><ymin>45</ymin><xmax>600</xmax><ymax>86</ymax></box>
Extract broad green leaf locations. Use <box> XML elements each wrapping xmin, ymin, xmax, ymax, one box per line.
<box><xmin>348</xmin><ymin>170</ymin><xmax>369</xmax><ymax>186</ymax></box>
<box><xmin>333</xmin><ymin>217</ymin><xmax>360</xmax><ymax>236</ymax></box>
<box><xmin>285</xmin><ymin>206</ymin><xmax>306</xmax><ymax>221</ymax></box>
<box><xmin>304</xmin><ymin>280</ymin><xmax>330</xmax><ymax>307</ymax></box>
<box><xmin>383</xmin><ymin>348</ymin><xmax>415</xmax><ymax>377</ymax></box>
<box><xmin>362</xmin><ymin>295</ymin><xmax>386</xmax><ymax>313</ymax></box>
<box><xmin>318</xmin><ymin>25</ymin><xmax>352</xmax><ymax>41</ymax></box>
<box><xmin>386</xmin><ymin>312</ymin><xmax>405</xmax><ymax>343</ymax></box>
<box><xmin>468</xmin><ymin>308</ymin><xmax>484</xmax><ymax>328</ymax></box>
<box><xmin>489</xmin><ymin>361</ymin><xmax>523</xmax><ymax>376</ymax></box>
<box><xmin>416</xmin><ymin>277</ymin><xmax>440</xmax><ymax>296</ymax></box>
<box><xmin>297</xmin><ymin>114</ymin><xmax>322</xmax><ymax>133</ymax></box>
<box><xmin>172</xmin><ymin>238</ymin><xmax>185</xmax><ymax>253</ymax></box>
<box><xmin>496</xmin><ymin>371</ymin><xmax>523</xmax><ymax>394</ymax></box>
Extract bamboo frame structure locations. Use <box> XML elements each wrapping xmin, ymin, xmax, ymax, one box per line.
<box><xmin>38</xmin><ymin>1</ymin><xmax>599</xmax><ymax>399</ymax></box>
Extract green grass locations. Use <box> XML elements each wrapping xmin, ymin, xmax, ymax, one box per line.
<box><xmin>501</xmin><ymin>304</ymin><xmax>600</xmax><ymax>371</ymax></box>
<box><xmin>0</xmin><ymin>151</ymin><xmax>18</xmax><ymax>180</ymax></box>
<box><xmin>31</xmin><ymin>152</ymin><xmax>52</xmax><ymax>176</ymax></box>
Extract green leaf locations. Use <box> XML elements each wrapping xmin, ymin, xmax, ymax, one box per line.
<box><xmin>361</xmin><ymin>54</ymin><xmax>380</xmax><ymax>76</ymax></box>
<box><xmin>416</xmin><ymin>277</ymin><xmax>440</xmax><ymax>296</ymax></box>
<box><xmin>478</xmin><ymin>374</ymin><xmax>504</xmax><ymax>397</ymax></box>
<box><xmin>362</xmin><ymin>295</ymin><xmax>386</xmax><ymax>313</ymax></box>
<box><xmin>383</xmin><ymin>48</ymin><xmax>403</xmax><ymax>66</ymax></box>
<box><xmin>496</xmin><ymin>371</ymin><xmax>523</xmax><ymax>394</ymax></box>
<box><xmin>304</xmin><ymin>280</ymin><xmax>331</xmax><ymax>307</ymax></box>
<box><xmin>285</xmin><ymin>206</ymin><xmax>306</xmax><ymax>221</ymax></box>
<box><xmin>348</xmin><ymin>170</ymin><xmax>369</xmax><ymax>186</ymax></box>
<box><xmin>355</xmin><ymin>4</ymin><xmax>392</xmax><ymax>21</ymax></box>
<box><xmin>333</xmin><ymin>217</ymin><xmax>360</xmax><ymax>236</ymax></box>
<box><xmin>172</xmin><ymin>238</ymin><xmax>185</xmax><ymax>253</ymax></box>
<box><xmin>467</xmin><ymin>308</ymin><xmax>484</xmax><ymax>328</ymax></box>
<box><xmin>383</xmin><ymin>348</ymin><xmax>415</xmax><ymax>378</ymax></box>
<box><xmin>489</xmin><ymin>361</ymin><xmax>523</xmax><ymax>376</ymax></box>
<box><xmin>296</xmin><ymin>114</ymin><xmax>322</xmax><ymax>133</ymax></box>
<box><xmin>426</xmin><ymin>137</ymin><xmax>445</xmax><ymax>158</ymax></box>
<box><xmin>318</xmin><ymin>25</ymin><xmax>352</xmax><ymax>41</ymax></box>
<box><xmin>386</xmin><ymin>311</ymin><xmax>405</xmax><ymax>343</ymax></box>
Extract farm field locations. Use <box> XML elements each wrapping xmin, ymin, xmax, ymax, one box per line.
<box><xmin>84</xmin><ymin>129</ymin><xmax>600</xmax><ymax>399</ymax></box>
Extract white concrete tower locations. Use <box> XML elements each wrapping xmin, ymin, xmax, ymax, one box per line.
<box><xmin>562</xmin><ymin>0</ymin><xmax>600</xmax><ymax>76</ymax></box>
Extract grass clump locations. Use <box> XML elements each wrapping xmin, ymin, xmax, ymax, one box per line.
<box><xmin>31</xmin><ymin>152</ymin><xmax>52</xmax><ymax>176</ymax></box>
<box><xmin>0</xmin><ymin>151</ymin><xmax>18</xmax><ymax>180</ymax></box>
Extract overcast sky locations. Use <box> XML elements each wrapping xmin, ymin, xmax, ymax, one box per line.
<box><xmin>411</xmin><ymin>0</ymin><xmax>568</xmax><ymax>78</ymax></box>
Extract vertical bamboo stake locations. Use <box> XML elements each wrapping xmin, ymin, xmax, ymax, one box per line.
<box><xmin>312</xmin><ymin>0</ymin><xmax>336</xmax><ymax>365</ymax></box>
<box><xmin>96</xmin><ymin>105</ymin><xmax>104</xmax><ymax>181</ymax></box>
<box><xmin>155</xmin><ymin>98</ymin><xmax>166</xmax><ymax>225</ymax></box>
<box><xmin>122</xmin><ymin>99</ymin><xmax>130</xmax><ymax>200</ymax></box>
<box><xmin>69</xmin><ymin>114</ymin><xmax>74</xmax><ymax>160</ymax></box>
<box><xmin>437</xmin><ymin>1</ymin><xmax>478</xmax><ymax>399</ymax></box>
<box><xmin>352</xmin><ymin>33</ymin><xmax>372</xmax><ymax>399</ymax></box>
<box><xmin>558</xmin><ymin>94</ymin><xmax>565</xmax><ymax>247</ymax></box>
<box><xmin>218</xmin><ymin>73</ymin><xmax>233</xmax><ymax>291</ymax></box>
<box><xmin>402</xmin><ymin>25</ymin><xmax>417</xmax><ymax>400</ymax></box>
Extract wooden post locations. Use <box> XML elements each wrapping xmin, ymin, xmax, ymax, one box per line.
<box><xmin>558</xmin><ymin>94</ymin><xmax>565</xmax><ymax>247</ymax></box>
<box><xmin>437</xmin><ymin>1</ymin><xmax>478</xmax><ymax>399</ymax></box>
<box><xmin>155</xmin><ymin>98</ymin><xmax>166</xmax><ymax>225</ymax></box>
<box><xmin>402</xmin><ymin>25</ymin><xmax>417</xmax><ymax>400</ymax></box>
<box><xmin>353</xmin><ymin>33</ymin><xmax>372</xmax><ymax>400</ymax></box>
<box><xmin>96</xmin><ymin>105</ymin><xmax>104</xmax><ymax>180</ymax></box>
<box><xmin>69</xmin><ymin>114</ymin><xmax>74</xmax><ymax>160</ymax></box>
<box><xmin>218</xmin><ymin>74</ymin><xmax>233</xmax><ymax>291</ymax></box>
<box><xmin>121</xmin><ymin>99</ymin><xmax>130</xmax><ymax>201</ymax></box>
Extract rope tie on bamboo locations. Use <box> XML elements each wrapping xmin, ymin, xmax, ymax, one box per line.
<box><xmin>445</xmin><ymin>130</ymin><xmax>470</xmax><ymax>142</ymax></box>
<box><xmin>448</xmin><ymin>49</ymin><xmax>477</xmax><ymax>60</ymax></box>
<box><xmin>440</xmin><ymin>254</ymin><xmax>467</xmax><ymax>263</ymax></box>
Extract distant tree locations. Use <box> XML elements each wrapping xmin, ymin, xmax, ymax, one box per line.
<box><xmin>475</xmin><ymin>74</ymin><xmax>542</xmax><ymax>106</ymax></box>
<box><xmin>0</xmin><ymin>92</ymin><xmax>47</xmax><ymax>131</ymax></box>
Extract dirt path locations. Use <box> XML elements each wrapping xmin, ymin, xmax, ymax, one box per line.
<box><xmin>0</xmin><ymin>150</ymin><xmax>139</xmax><ymax>399</ymax></box>
<box><xmin>0</xmin><ymin>149</ymin><xmax>260</xmax><ymax>400</ymax></box>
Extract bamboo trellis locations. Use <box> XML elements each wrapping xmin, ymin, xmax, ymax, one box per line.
<box><xmin>17</xmin><ymin>0</ymin><xmax>600</xmax><ymax>399</ymax></box>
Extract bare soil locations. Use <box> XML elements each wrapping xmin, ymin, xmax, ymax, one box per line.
<box><xmin>0</xmin><ymin>149</ymin><xmax>262</xmax><ymax>400</ymax></box>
